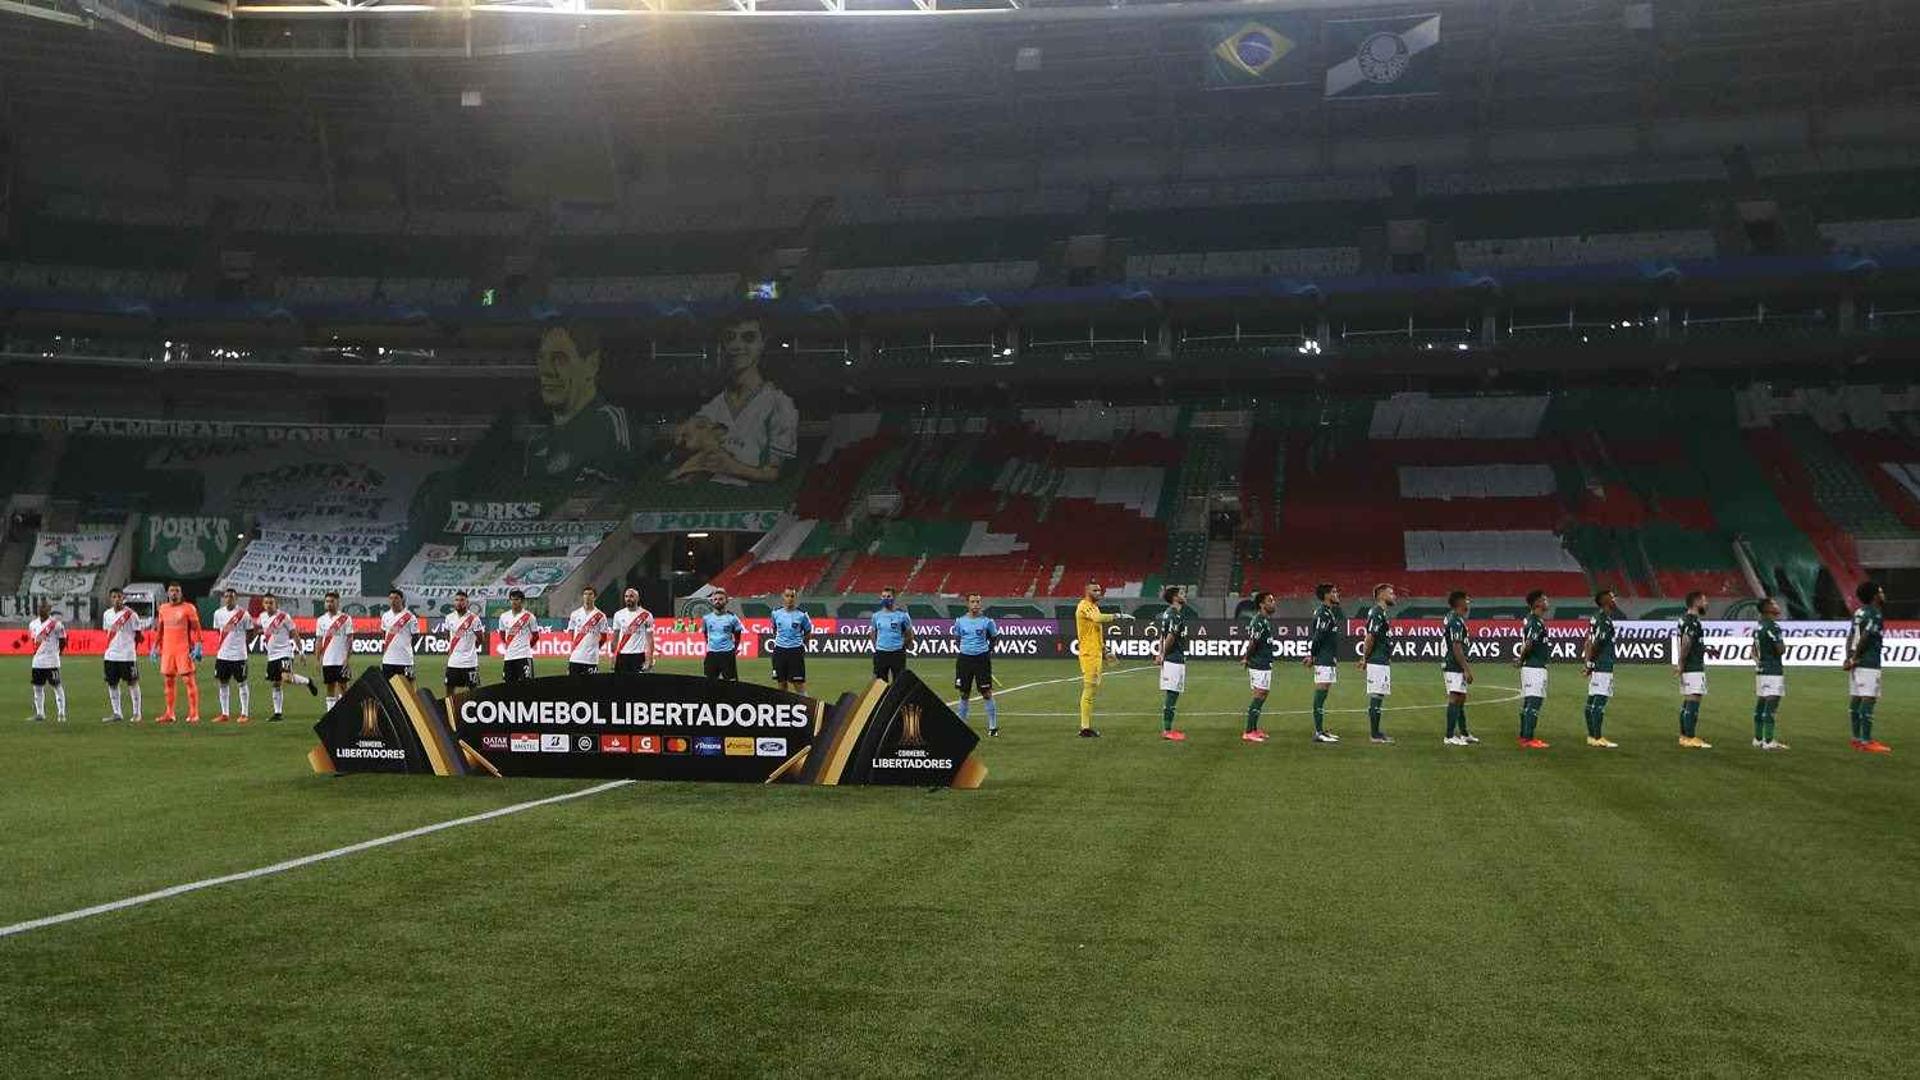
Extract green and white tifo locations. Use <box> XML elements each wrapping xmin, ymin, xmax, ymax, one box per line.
<box><xmin>1</xmin><ymin>655</ymin><xmax>1915</xmax><ymax>1078</ymax></box>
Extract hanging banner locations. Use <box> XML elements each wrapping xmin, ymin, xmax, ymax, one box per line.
<box><xmin>630</xmin><ymin>509</ymin><xmax>785</xmax><ymax>534</ymax></box>
<box><xmin>29</xmin><ymin>531</ymin><xmax>117</xmax><ymax>569</ymax></box>
<box><xmin>1325</xmin><ymin>13</ymin><xmax>1442</xmax><ymax>99</ymax></box>
<box><xmin>139</xmin><ymin>516</ymin><xmax>236</xmax><ymax>577</ymax></box>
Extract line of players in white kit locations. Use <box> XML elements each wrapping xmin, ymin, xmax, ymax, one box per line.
<box><xmin>20</xmin><ymin>582</ymin><xmax>655</xmax><ymax>724</ymax></box>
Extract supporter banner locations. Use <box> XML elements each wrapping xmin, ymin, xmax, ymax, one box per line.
<box><xmin>0</xmin><ymin>594</ymin><xmax>97</xmax><ymax>624</ymax></box>
<box><xmin>445</xmin><ymin>516</ymin><xmax>616</xmax><ymax>537</ymax></box>
<box><xmin>24</xmin><ymin>568</ymin><xmax>99</xmax><ymax>597</ymax></box>
<box><xmin>139</xmin><ymin>516</ymin><xmax>235</xmax><ymax>577</ymax></box>
<box><xmin>29</xmin><ymin>531</ymin><xmax>117</xmax><ymax>569</ymax></box>
<box><xmin>220</xmin><ymin>556</ymin><xmax>363</xmax><ymax>597</ymax></box>
<box><xmin>1325</xmin><ymin>13</ymin><xmax>1442</xmax><ymax>99</ymax></box>
<box><xmin>39</xmin><ymin>417</ymin><xmax>389</xmax><ymax>441</ymax></box>
<box><xmin>446</xmin><ymin>500</ymin><xmax>545</xmax><ymax>522</ymax></box>
<box><xmin>150</xmin><ymin>440</ymin><xmax>459</xmax><ymax>528</ymax></box>
<box><xmin>630</xmin><ymin>509</ymin><xmax>785</xmax><ymax>534</ymax></box>
<box><xmin>500</xmin><ymin>555</ymin><xmax>583</xmax><ymax>595</ymax></box>
<box><xmin>1202</xmin><ymin>16</ymin><xmax>1310</xmax><ymax>90</ymax></box>
<box><xmin>461</xmin><ymin>533</ymin><xmax>605</xmax><ymax>555</ymax></box>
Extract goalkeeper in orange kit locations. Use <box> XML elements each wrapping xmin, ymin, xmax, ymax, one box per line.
<box><xmin>151</xmin><ymin>581</ymin><xmax>204</xmax><ymax>724</ymax></box>
<box><xmin>1073</xmin><ymin>579</ymin><xmax>1134</xmax><ymax>738</ymax></box>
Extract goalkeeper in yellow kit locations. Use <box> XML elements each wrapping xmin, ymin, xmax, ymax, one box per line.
<box><xmin>1074</xmin><ymin>579</ymin><xmax>1134</xmax><ymax>738</ymax></box>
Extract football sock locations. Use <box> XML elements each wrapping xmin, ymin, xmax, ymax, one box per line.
<box><xmin>1763</xmin><ymin>702</ymin><xmax>1779</xmax><ymax>744</ymax></box>
<box><xmin>1457</xmin><ymin>703</ymin><xmax>1470</xmax><ymax>737</ymax></box>
<box><xmin>956</xmin><ymin>697</ymin><xmax>970</xmax><ymax>721</ymax></box>
<box><xmin>238</xmin><ymin>683</ymin><xmax>251</xmax><ymax>716</ymax></box>
<box><xmin>185</xmin><ymin>678</ymin><xmax>200</xmax><ymax>715</ymax></box>
<box><xmin>1078</xmin><ymin>683</ymin><xmax>1095</xmax><ymax>731</ymax></box>
<box><xmin>1311</xmin><ymin>688</ymin><xmax>1328</xmax><ymax>732</ymax></box>
<box><xmin>272</xmin><ymin>685</ymin><xmax>284</xmax><ymax>713</ymax></box>
<box><xmin>1679</xmin><ymin>700</ymin><xmax>1698</xmax><ymax>737</ymax></box>
<box><xmin>218</xmin><ymin>683</ymin><xmax>231</xmax><ymax>715</ymax></box>
<box><xmin>1860</xmin><ymin>699</ymin><xmax>1875</xmax><ymax>741</ymax></box>
<box><xmin>31</xmin><ymin>685</ymin><xmax>44</xmax><ymax>717</ymax></box>
<box><xmin>984</xmin><ymin>698</ymin><xmax>998</xmax><ymax>729</ymax></box>
<box><xmin>164</xmin><ymin>678</ymin><xmax>178</xmax><ymax>715</ymax></box>
<box><xmin>1245</xmin><ymin>697</ymin><xmax>1265</xmax><ymax>733</ymax></box>
<box><xmin>1162</xmin><ymin>690</ymin><xmax>1179</xmax><ymax>732</ymax></box>
<box><xmin>108</xmin><ymin>684</ymin><xmax>123</xmax><ymax>718</ymax></box>
<box><xmin>1367</xmin><ymin>696</ymin><xmax>1383</xmax><ymax>737</ymax></box>
<box><xmin>1849</xmin><ymin>699</ymin><xmax>1862</xmax><ymax>740</ymax></box>
<box><xmin>1591</xmin><ymin>696</ymin><xmax>1607</xmax><ymax>738</ymax></box>
<box><xmin>1520</xmin><ymin>698</ymin><xmax>1542</xmax><ymax>739</ymax></box>
<box><xmin>129</xmin><ymin>685</ymin><xmax>142</xmax><ymax>717</ymax></box>
<box><xmin>1753</xmin><ymin>701</ymin><xmax>1767</xmax><ymax>743</ymax></box>
<box><xmin>1445</xmin><ymin>701</ymin><xmax>1459</xmax><ymax>738</ymax></box>
<box><xmin>53</xmin><ymin>685</ymin><xmax>66</xmax><ymax>720</ymax></box>
<box><xmin>325</xmin><ymin>695</ymin><xmax>340</xmax><ymax>711</ymax></box>
<box><xmin>287</xmin><ymin>672</ymin><xmax>312</xmax><ymax>687</ymax></box>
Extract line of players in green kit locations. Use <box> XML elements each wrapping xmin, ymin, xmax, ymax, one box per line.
<box><xmin>1148</xmin><ymin>580</ymin><xmax>1894</xmax><ymax>753</ymax></box>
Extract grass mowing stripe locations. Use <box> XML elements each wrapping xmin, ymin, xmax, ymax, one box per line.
<box><xmin>0</xmin><ymin>779</ymin><xmax>635</xmax><ymax>940</ymax></box>
<box><xmin>0</xmin><ymin>664</ymin><xmax>1095</xmax><ymax>941</ymax></box>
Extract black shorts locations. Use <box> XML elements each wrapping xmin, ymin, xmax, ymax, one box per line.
<box><xmin>704</xmin><ymin>652</ymin><xmax>739</xmax><ymax>681</ymax></box>
<box><xmin>568</xmin><ymin>662</ymin><xmax>598</xmax><ymax>678</ymax></box>
<box><xmin>381</xmin><ymin>664</ymin><xmax>415</xmax><ymax>682</ymax></box>
<box><xmin>873</xmin><ymin>649</ymin><xmax>907</xmax><ymax>681</ymax></box>
<box><xmin>30</xmin><ymin>667</ymin><xmax>61</xmax><ymax>687</ymax></box>
<box><xmin>215</xmin><ymin>658</ymin><xmax>248</xmax><ymax>682</ymax></box>
<box><xmin>955</xmin><ymin>654</ymin><xmax>993</xmax><ymax>695</ymax></box>
<box><xmin>104</xmin><ymin>659</ymin><xmax>139</xmax><ymax>685</ymax></box>
<box><xmin>503</xmin><ymin>658</ymin><xmax>533</xmax><ymax>683</ymax></box>
<box><xmin>322</xmin><ymin>664</ymin><xmax>348</xmax><ymax>685</ymax></box>
<box><xmin>444</xmin><ymin>666</ymin><xmax>479</xmax><ymax>690</ymax></box>
<box><xmin>614</xmin><ymin>654</ymin><xmax>649</xmax><ymax>676</ymax></box>
<box><xmin>771</xmin><ymin>646</ymin><xmax>807</xmax><ymax>684</ymax></box>
<box><xmin>266</xmin><ymin>658</ymin><xmax>294</xmax><ymax>682</ymax></box>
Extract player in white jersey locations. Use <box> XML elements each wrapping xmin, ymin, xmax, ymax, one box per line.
<box><xmin>99</xmin><ymin>586</ymin><xmax>147</xmax><ymax>723</ymax></box>
<box><xmin>497</xmin><ymin>588</ymin><xmax>541</xmax><ymax>683</ymax></box>
<box><xmin>26</xmin><ymin>599</ymin><xmax>68</xmax><ymax>722</ymax></box>
<box><xmin>313</xmin><ymin>590</ymin><xmax>355</xmax><ymax>710</ymax></box>
<box><xmin>255</xmin><ymin>592</ymin><xmax>317</xmax><ymax>723</ymax></box>
<box><xmin>379</xmin><ymin>589</ymin><xmax>418</xmax><ymax>681</ymax></box>
<box><xmin>440</xmin><ymin>591</ymin><xmax>486</xmax><ymax>701</ymax></box>
<box><xmin>610</xmin><ymin>587</ymin><xmax>656</xmax><ymax>675</ymax></box>
<box><xmin>566</xmin><ymin>586</ymin><xmax>610</xmax><ymax>676</ymax></box>
<box><xmin>211</xmin><ymin>587</ymin><xmax>255</xmax><ymax>724</ymax></box>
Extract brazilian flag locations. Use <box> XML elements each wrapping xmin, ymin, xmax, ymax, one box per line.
<box><xmin>1202</xmin><ymin>17</ymin><xmax>1309</xmax><ymax>89</ymax></box>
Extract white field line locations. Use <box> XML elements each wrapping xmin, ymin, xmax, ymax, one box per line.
<box><xmin>2</xmin><ymin>665</ymin><xmax>1114</xmax><ymax>941</ymax></box>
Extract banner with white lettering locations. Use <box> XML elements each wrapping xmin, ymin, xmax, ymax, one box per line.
<box><xmin>630</xmin><ymin>509</ymin><xmax>784</xmax><ymax>534</ymax></box>
<box><xmin>28</xmin><ymin>531</ymin><xmax>117</xmax><ymax>569</ymax></box>
<box><xmin>447</xmin><ymin>673</ymin><xmax>817</xmax><ymax>781</ymax></box>
<box><xmin>139</xmin><ymin>515</ymin><xmax>236</xmax><ymax>577</ymax></box>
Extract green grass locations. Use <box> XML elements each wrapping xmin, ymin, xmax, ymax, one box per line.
<box><xmin>1</xmin><ymin>656</ymin><xmax>1915</xmax><ymax>1078</ymax></box>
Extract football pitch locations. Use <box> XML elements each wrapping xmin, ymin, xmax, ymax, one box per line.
<box><xmin>1</xmin><ymin>655</ymin><xmax>1915</xmax><ymax>1078</ymax></box>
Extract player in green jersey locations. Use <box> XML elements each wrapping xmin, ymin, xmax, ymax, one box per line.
<box><xmin>1355</xmin><ymin>584</ymin><xmax>1396</xmax><ymax>744</ymax></box>
<box><xmin>1299</xmin><ymin>582</ymin><xmax>1343</xmax><ymax>743</ymax></box>
<box><xmin>1674</xmin><ymin>590</ymin><xmax>1712</xmax><ymax>749</ymax></box>
<box><xmin>1752</xmin><ymin>597</ymin><xmax>1789</xmax><ymax>751</ymax></box>
<box><xmin>1515</xmin><ymin>589</ymin><xmax>1552</xmax><ymax>749</ymax></box>
<box><xmin>1581</xmin><ymin>588</ymin><xmax>1620</xmax><ymax>749</ymax></box>
<box><xmin>1845</xmin><ymin>580</ymin><xmax>1892</xmax><ymax>753</ymax></box>
<box><xmin>1239</xmin><ymin>591</ymin><xmax>1279</xmax><ymax>743</ymax></box>
<box><xmin>1153</xmin><ymin>585</ymin><xmax>1197</xmax><ymax>742</ymax></box>
<box><xmin>1441</xmin><ymin>590</ymin><xmax>1478</xmax><ymax>746</ymax></box>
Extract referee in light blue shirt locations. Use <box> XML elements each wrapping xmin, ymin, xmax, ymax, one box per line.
<box><xmin>768</xmin><ymin>588</ymin><xmax>814</xmax><ymax>693</ymax></box>
<box><xmin>953</xmin><ymin>593</ymin><xmax>1000</xmax><ymax>736</ymax></box>
<box><xmin>701</xmin><ymin>590</ymin><xmax>745</xmax><ymax>682</ymax></box>
<box><xmin>870</xmin><ymin>586</ymin><xmax>914</xmax><ymax>682</ymax></box>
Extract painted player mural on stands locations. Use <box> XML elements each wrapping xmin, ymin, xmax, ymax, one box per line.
<box><xmin>670</xmin><ymin>316</ymin><xmax>799</xmax><ymax>486</ymax></box>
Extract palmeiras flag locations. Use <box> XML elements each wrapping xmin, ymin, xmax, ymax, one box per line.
<box><xmin>1324</xmin><ymin>13</ymin><xmax>1442</xmax><ymax>98</ymax></box>
<box><xmin>1202</xmin><ymin>17</ymin><xmax>1309</xmax><ymax>89</ymax></box>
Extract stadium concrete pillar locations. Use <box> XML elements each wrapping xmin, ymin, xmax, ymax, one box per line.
<box><xmin>1315</xmin><ymin>315</ymin><xmax>1331</xmax><ymax>349</ymax></box>
<box><xmin>1480</xmin><ymin>307</ymin><xmax>1498</xmax><ymax>345</ymax></box>
<box><xmin>1839</xmin><ymin>293</ymin><xmax>1858</xmax><ymax>334</ymax></box>
<box><xmin>1155</xmin><ymin>320</ymin><xmax>1172</xmax><ymax>361</ymax></box>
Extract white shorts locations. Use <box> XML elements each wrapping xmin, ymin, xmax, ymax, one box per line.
<box><xmin>1443</xmin><ymin>671</ymin><xmax>1468</xmax><ymax>695</ymax></box>
<box><xmin>1365</xmin><ymin>664</ymin><xmax>1392</xmax><ymax>697</ymax></box>
<box><xmin>1755</xmin><ymin>674</ymin><xmax>1786</xmax><ymax>699</ymax></box>
<box><xmin>1680</xmin><ymin>671</ymin><xmax>1708</xmax><ymax>697</ymax></box>
<box><xmin>1312</xmin><ymin>665</ymin><xmax>1338</xmax><ymax>686</ymax></box>
<box><xmin>1248</xmin><ymin>668</ymin><xmax>1272</xmax><ymax>693</ymax></box>
<box><xmin>1520</xmin><ymin>668</ymin><xmax>1549</xmax><ymax>698</ymax></box>
<box><xmin>1159</xmin><ymin>661</ymin><xmax>1187</xmax><ymax>694</ymax></box>
<box><xmin>1850</xmin><ymin>668</ymin><xmax>1882</xmax><ymax>699</ymax></box>
<box><xmin>1587</xmin><ymin>672</ymin><xmax>1614</xmax><ymax>698</ymax></box>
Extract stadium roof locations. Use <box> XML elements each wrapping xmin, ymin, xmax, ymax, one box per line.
<box><xmin>1</xmin><ymin>0</ymin><xmax>1917</xmax><ymax>181</ymax></box>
